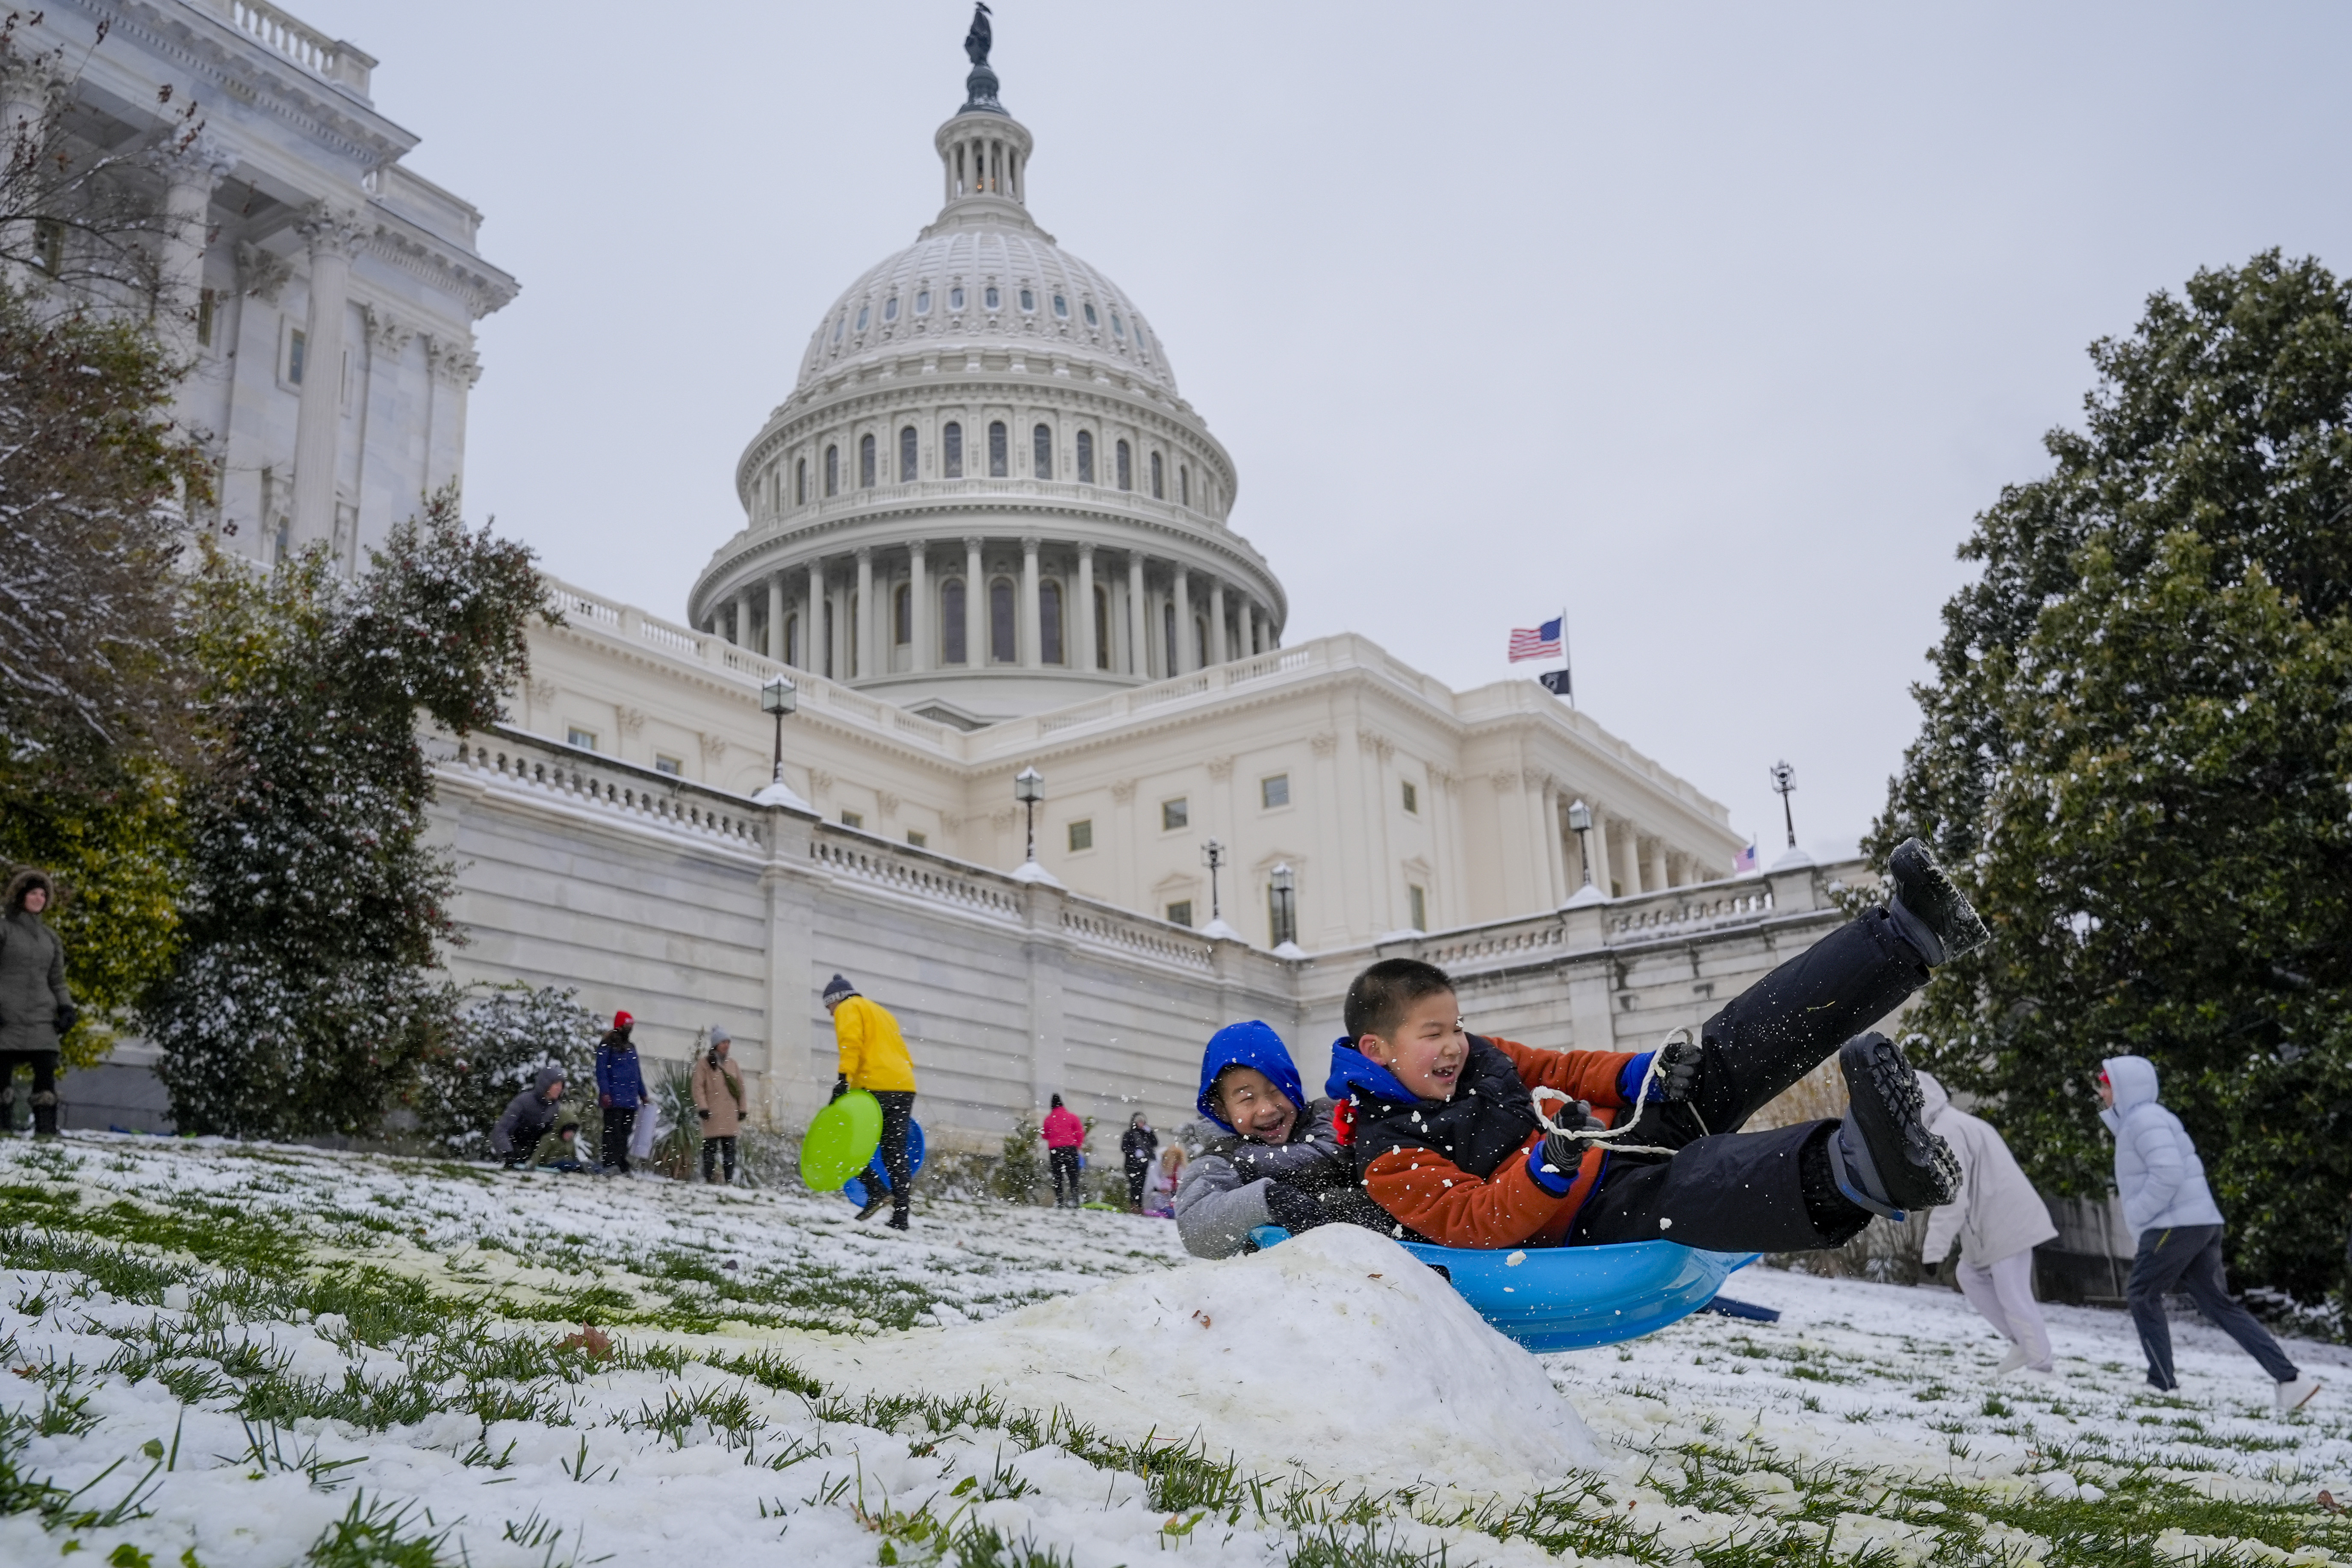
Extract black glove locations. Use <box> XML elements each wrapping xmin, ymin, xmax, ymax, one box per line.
<box><xmin>53</xmin><ymin>1001</ymin><xmax>77</xmax><ymax>1036</ymax></box>
<box><xmin>696</xmin><ymin>1107</ymin><xmax>710</xmax><ymax>1122</ymax></box>
<box><xmin>1656</xmin><ymin>1038</ymin><xmax>1702</xmax><ymax>1103</ymax></box>
<box><xmin>1262</xmin><ymin>1181</ymin><xmax>1328</xmax><ymax>1234</ymax></box>
<box><xmin>830</xmin><ymin>1076</ymin><xmax>849</xmax><ymax>1104</ymax></box>
<box><xmin>1537</xmin><ymin>1100</ymin><xmax>1600</xmax><ymax>1187</ymax></box>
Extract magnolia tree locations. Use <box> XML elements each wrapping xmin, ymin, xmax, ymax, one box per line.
<box><xmin>148</xmin><ymin>492</ymin><xmax>550</xmax><ymax>1140</ymax></box>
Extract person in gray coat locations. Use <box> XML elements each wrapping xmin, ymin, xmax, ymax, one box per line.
<box><xmin>0</xmin><ymin>869</ymin><xmax>75</xmax><ymax>1139</ymax></box>
<box><xmin>1918</xmin><ymin>1072</ymin><xmax>2059</xmax><ymax>1376</ymax></box>
<box><xmin>2101</xmin><ymin>1055</ymin><xmax>2320</xmax><ymax>1413</ymax></box>
<box><xmin>491</xmin><ymin>1066</ymin><xmax>568</xmax><ymax>1170</ymax></box>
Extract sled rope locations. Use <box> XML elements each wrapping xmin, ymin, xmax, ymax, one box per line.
<box><xmin>1527</xmin><ymin>1026</ymin><xmax>1697</xmax><ymax>1158</ymax></box>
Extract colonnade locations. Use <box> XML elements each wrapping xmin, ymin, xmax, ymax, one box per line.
<box><xmin>1558</xmin><ymin>795</ymin><xmax>1702</xmax><ymax>900</ymax></box>
<box><xmin>712</xmin><ymin>539</ymin><xmax>1278</xmax><ymax>684</ymax></box>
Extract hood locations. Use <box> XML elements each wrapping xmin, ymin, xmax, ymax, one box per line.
<box><xmin>1195</xmin><ymin>1020</ymin><xmax>1305</xmax><ymax>1131</ymax></box>
<box><xmin>2102</xmin><ymin>1054</ymin><xmax>2160</xmax><ymax>1124</ymax></box>
<box><xmin>1324</xmin><ymin>1040</ymin><xmax>1418</xmax><ymax>1107</ymax></box>
<box><xmin>4</xmin><ymin>868</ymin><xmax>54</xmax><ymax>915</ymax></box>
<box><xmin>531</xmin><ymin>1065</ymin><xmax>564</xmax><ymax>1099</ymax></box>
<box><xmin>1914</xmin><ymin>1070</ymin><xmax>1951</xmax><ymax>1126</ymax></box>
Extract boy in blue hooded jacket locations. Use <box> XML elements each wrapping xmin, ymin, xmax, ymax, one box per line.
<box><xmin>1173</xmin><ymin>1021</ymin><xmax>1387</xmax><ymax>1258</ymax></box>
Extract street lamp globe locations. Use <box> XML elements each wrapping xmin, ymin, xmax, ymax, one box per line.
<box><xmin>760</xmin><ymin>674</ymin><xmax>798</xmax><ymax>716</ymax></box>
<box><xmin>1013</xmin><ymin>766</ymin><xmax>1045</xmax><ymax>862</ymax></box>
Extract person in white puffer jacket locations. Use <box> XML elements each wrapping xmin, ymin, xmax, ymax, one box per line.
<box><xmin>1918</xmin><ymin>1073</ymin><xmax>2059</xmax><ymax>1376</ymax></box>
<box><xmin>2100</xmin><ymin>1056</ymin><xmax>2320</xmax><ymax>1414</ymax></box>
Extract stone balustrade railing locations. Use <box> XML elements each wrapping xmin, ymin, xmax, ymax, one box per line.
<box><xmin>809</xmin><ymin>835</ymin><xmax>1022</xmax><ymax>922</ymax></box>
<box><xmin>1059</xmin><ymin>904</ymin><xmax>1215</xmax><ymax>972</ymax></box>
<box><xmin>446</xmin><ymin>732</ymin><xmax>766</xmax><ymax>850</ymax></box>
<box><xmin>1605</xmin><ymin>880</ymin><xmax>1779</xmax><ymax>942</ymax></box>
<box><xmin>203</xmin><ymin>0</ymin><xmax>375</xmax><ymax>97</ymax></box>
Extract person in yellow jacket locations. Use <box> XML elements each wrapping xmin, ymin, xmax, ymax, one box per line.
<box><xmin>824</xmin><ymin>973</ymin><xmax>919</xmax><ymax>1228</ymax></box>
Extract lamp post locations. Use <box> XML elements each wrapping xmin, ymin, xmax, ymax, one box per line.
<box><xmin>1269</xmin><ymin>862</ymin><xmax>1296</xmax><ymax>947</ymax></box>
<box><xmin>1014</xmin><ymin>766</ymin><xmax>1044</xmax><ymax>862</ymax></box>
<box><xmin>1770</xmin><ymin>760</ymin><xmax>1797</xmax><ymax>849</ymax></box>
<box><xmin>1567</xmin><ymin>798</ymin><xmax>1594</xmax><ymax>888</ymax></box>
<box><xmin>760</xmin><ymin>674</ymin><xmax>798</xmax><ymax>784</ymax></box>
<box><xmin>1202</xmin><ymin>839</ymin><xmax>1225</xmax><ymax>921</ymax></box>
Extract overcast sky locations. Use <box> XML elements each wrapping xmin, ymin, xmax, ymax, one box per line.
<box><xmin>287</xmin><ymin>0</ymin><xmax>2352</xmax><ymax>866</ymax></box>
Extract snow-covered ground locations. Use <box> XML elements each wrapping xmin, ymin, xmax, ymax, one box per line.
<box><xmin>1</xmin><ymin>1133</ymin><xmax>2347</xmax><ymax>1568</ymax></box>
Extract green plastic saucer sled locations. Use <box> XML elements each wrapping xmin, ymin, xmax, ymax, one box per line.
<box><xmin>800</xmin><ymin>1090</ymin><xmax>884</xmax><ymax>1191</ymax></box>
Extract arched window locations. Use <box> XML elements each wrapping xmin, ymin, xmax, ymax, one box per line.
<box><xmin>824</xmin><ymin>445</ymin><xmax>839</xmax><ymax>497</ymax></box>
<box><xmin>1179</xmin><ymin>465</ymin><xmax>1189</xmax><ymax>507</ymax></box>
<box><xmin>988</xmin><ymin>420</ymin><xmax>1007</xmax><ymax>477</ymax></box>
<box><xmin>1040</xmin><ymin>580</ymin><xmax>1064</xmax><ymax>665</ymax></box>
<box><xmin>989</xmin><ymin>577</ymin><xmax>1017</xmax><ymax>663</ymax></box>
<box><xmin>943</xmin><ymin>422</ymin><xmax>963</xmax><ymax>478</ymax></box>
<box><xmin>859</xmin><ymin>433</ymin><xmax>876</xmax><ymax>488</ymax></box>
<box><xmin>1094</xmin><ymin>586</ymin><xmax>1110</xmax><ymax>670</ymax></box>
<box><xmin>1076</xmin><ymin>430</ymin><xmax>1095</xmax><ymax>484</ymax></box>
<box><xmin>942</xmin><ymin>579</ymin><xmax>968</xmax><ymax>665</ymax></box>
<box><xmin>1196</xmin><ymin>616</ymin><xmax>1209</xmax><ymax>669</ymax></box>
<box><xmin>894</xmin><ymin>583</ymin><xmax>911</xmax><ymax>646</ymax></box>
<box><xmin>784</xmin><ymin>612</ymin><xmax>800</xmax><ymax>668</ymax></box>
<box><xmin>1163</xmin><ymin>600</ymin><xmax>1177</xmax><ymax>676</ymax></box>
<box><xmin>1033</xmin><ymin>423</ymin><xmax>1052</xmax><ymax>477</ymax></box>
<box><xmin>1150</xmin><ymin>452</ymin><xmax>1164</xmax><ymax>499</ymax></box>
<box><xmin>1116</xmin><ymin>440</ymin><xmax>1133</xmax><ymax>491</ymax></box>
<box><xmin>899</xmin><ymin>426</ymin><xmax>918</xmax><ymax>482</ymax></box>
<box><xmin>823</xmin><ymin>597</ymin><xmax>836</xmax><ymax>678</ymax></box>
<box><xmin>796</xmin><ymin>458</ymin><xmax>808</xmax><ymax>506</ymax></box>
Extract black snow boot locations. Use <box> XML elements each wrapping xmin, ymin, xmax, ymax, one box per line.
<box><xmin>1886</xmin><ymin>837</ymin><xmax>1990</xmax><ymax>966</ymax></box>
<box><xmin>1832</xmin><ymin>1033</ymin><xmax>1958</xmax><ymax>1217</ymax></box>
<box><xmin>30</xmin><ymin>1091</ymin><xmax>59</xmax><ymax>1139</ymax></box>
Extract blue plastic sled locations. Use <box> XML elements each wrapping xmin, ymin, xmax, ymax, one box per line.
<box><xmin>1250</xmin><ymin>1227</ymin><xmax>1756</xmax><ymax>1352</ymax></box>
<box><xmin>841</xmin><ymin>1119</ymin><xmax>927</xmax><ymax>1208</ymax></box>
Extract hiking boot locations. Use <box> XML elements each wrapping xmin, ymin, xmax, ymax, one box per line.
<box><xmin>2277</xmin><ymin>1376</ymin><xmax>2322</xmax><ymax>1415</ymax></box>
<box><xmin>885</xmin><ymin>1214</ymin><xmax>910</xmax><ymax>1232</ymax></box>
<box><xmin>855</xmin><ymin>1193</ymin><xmax>891</xmax><ymax>1222</ymax></box>
<box><xmin>1833</xmin><ymin>1032</ymin><xmax>1960</xmax><ymax>1216</ymax></box>
<box><xmin>29</xmin><ymin>1091</ymin><xmax>58</xmax><ymax>1140</ymax></box>
<box><xmin>1887</xmin><ymin>837</ymin><xmax>1989</xmax><ymax>965</ymax></box>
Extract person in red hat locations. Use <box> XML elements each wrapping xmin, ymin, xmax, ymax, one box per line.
<box><xmin>594</xmin><ymin>1010</ymin><xmax>648</xmax><ymax>1173</ymax></box>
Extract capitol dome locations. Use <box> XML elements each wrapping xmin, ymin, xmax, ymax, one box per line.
<box><xmin>688</xmin><ymin>30</ymin><xmax>1285</xmax><ymax>730</ymax></box>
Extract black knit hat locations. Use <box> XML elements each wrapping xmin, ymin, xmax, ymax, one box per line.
<box><xmin>822</xmin><ymin>974</ymin><xmax>857</xmax><ymax>1002</ymax></box>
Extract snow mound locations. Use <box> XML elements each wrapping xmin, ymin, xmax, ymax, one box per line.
<box><xmin>806</xmin><ymin>1224</ymin><xmax>1600</xmax><ymax>1488</ymax></box>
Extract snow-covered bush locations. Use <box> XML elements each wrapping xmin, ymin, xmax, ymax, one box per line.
<box><xmin>646</xmin><ymin>1058</ymin><xmax>702</xmax><ymax>1180</ymax></box>
<box><xmin>403</xmin><ymin>983</ymin><xmax>602</xmax><ymax>1156</ymax></box>
<box><xmin>994</xmin><ymin>1116</ymin><xmax>1042</xmax><ymax>1203</ymax></box>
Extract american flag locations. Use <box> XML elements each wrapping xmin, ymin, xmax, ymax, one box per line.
<box><xmin>1733</xmin><ymin>842</ymin><xmax>1759</xmax><ymax>874</ymax></box>
<box><xmin>1508</xmin><ymin>615</ymin><xmax>1563</xmax><ymax>663</ymax></box>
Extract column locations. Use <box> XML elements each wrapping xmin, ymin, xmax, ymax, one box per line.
<box><xmin>1019</xmin><ymin>536</ymin><xmax>1042</xmax><ymax>669</ymax></box>
<box><xmin>1611</xmin><ymin>818</ymin><xmax>1638</xmax><ymax>899</ymax></box>
<box><xmin>153</xmin><ymin>130</ymin><xmax>236</xmax><ymax>361</ymax></box>
<box><xmin>1207</xmin><ymin>576</ymin><xmax>1228</xmax><ymax>667</ymax></box>
<box><xmin>1645</xmin><ymin>838</ymin><xmax>1669</xmax><ymax>893</ymax></box>
<box><xmin>1173</xmin><ymin>567</ymin><xmax>1194</xmax><ymax>674</ymax></box>
<box><xmin>735</xmin><ymin>585</ymin><xmax>755</xmax><ymax>650</ymax></box>
<box><xmin>1540</xmin><ymin>782</ymin><xmax>1568</xmax><ymax>907</ymax></box>
<box><xmin>1127</xmin><ymin>554</ymin><xmax>1148</xmax><ymax>676</ymax></box>
<box><xmin>290</xmin><ymin>203</ymin><xmax>368</xmax><ymax>550</ymax></box>
<box><xmin>909</xmin><ymin>542</ymin><xmax>931</xmax><ymax>673</ymax></box>
<box><xmin>854</xmin><ymin>546</ymin><xmax>874</xmax><ymax>679</ymax></box>
<box><xmin>1588</xmin><ymin>806</ymin><xmax>1614</xmax><ymax>899</ymax></box>
<box><xmin>1249</xmin><ymin>605</ymin><xmax>1264</xmax><ymax>656</ymax></box>
<box><xmin>0</xmin><ymin>55</ymin><xmax>66</xmax><ymax>286</ymax></box>
<box><xmin>802</xmin><ymin>563</ymin><xmax>820</xmax><ymax>671</ymax></box>
<box><xmin>963</xmin><ymin>537</ymin><xmax>984</xmax><ymax>664</ymax></box>
<box><xmin>767</xmin><ymin>573</ymin><xmax>787</xmax><ymax>662</ymax></box>
<box><xmin>1074</xmin><ymin>543</ymin><xmax>1096</xmax><ymax>673</ymax></box>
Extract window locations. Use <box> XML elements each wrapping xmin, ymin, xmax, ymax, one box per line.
<box><xmin>785</xmin><ymin>612</ymin><xmax>800</xmax><ymax>667</ymax></box>
<box><xmin>1162</xmin><ymin>797</ymin><xmax>1189</xmax><ymax>832</ymax></box>
<box><xmin>1180</xmin><ymin>465</ymin><xmax>1190</xmax><ymax>507</ymax></box>
<box><xmin>824</xmin><ymin>444</ymin><xmax>839</xmax><ymax>497</ymax></box>
<box><xmin>1019</xmin><ymin>288</ymin><xmax>1035</xmax><ymax>312</ymax></box>
<box><xmin>1053</xmin><ymin>294</ymin><xmax>1069</xmax><ymax>318</ymax></box>
<box><xmin>1033</xmin><ymin>423</ymin><xmax>1053</xmax><ymax>477</ymax></box>
<box><xmin>1112</xmin><ymin>311</ymin><xmax>1125</xmax><ymax>338</ymax></box>
<box><xmin>989</xmin><ymin>576</ymin><xmax>1016</xmax><ymax>662</ymax></box>
<box><xmin>915</xmin><ymin>289</ymin><xmax>931</xmax><ymax>314</ymax></box>
<box><xmin>1408</xmin><ymin>885</ymin><xmax>1428</xmax><ymax>932</ymax></box>
<box><xmin>1402</xmin><ymin>780</ymin><xmax>1419</xmax><ymax>814</ymax></box>
<box><xmin>567</xmin><ymin>726</ymin><xmax>598</xmax><ymax>751</ymax></box>
<box><xmin>1269</xmin><ymin>883</ymin><xmax>1296</xmax><ymax>947</ymax></box>
<box><xmin>832</xmin><ymin>315</ymin><xmax>845</xmax><ymax>342</ymax></box>
<box><xmin>988</xmin><ymin>419</ymin><xmax>1007</xmax><ymax>477</ymax></box>
<box><xmin>1262</xmin><ymin>774</ymin><xmax>1290</xmax><ymax>809</ymax></box>
<box><xmin>1163</xmin><ymin>600</ymin><xmax>1177</xmax><ymax>675</ymax></box>
<box><xmin>943</xmin><ymin>422</ymin><xmax>963</xmax><ymax>477</ymax></box>
<box><xmin>841</xmin><ymin>810</ymin><xmax>864</xmax><ymax>830</ymax></box>
<box><xmin>907</xmin><ymin>830</ymin><xmax>928</xmax><ymax>848</ymax></box>
<box><xmin>1116</xmin><ymin>439</ymin><xmax>1132</xmax><ymax>491</ymax></box>
<box><xmin>1083</xmin><ymin>302</ymin><xmax>1098</xmax><ymax>327</ymax></box>
<box><xmin>823</xmin><ymin>598</ymin><xmax>835</xmax><ymax>678</ymax></box>
<box><xmin>949</xmin><ymin>285</ymin><xmax>965</xmax><ymax>310</ymax></box>
<box><xmin>795</xmin><ymin>457</ymin><xmax>808</xmax><ymax>505</ymax></box>
<box><xmin>855</xmin><ymin>304</ymin><xmax>869</xmax><ymax>331</ymax></box>
<box><xmin>287</xmin><ymin>327</ymin><xmax>307</xmax><ymax>385</ymax></box>
<box><xmin>1068</xmin><ymin>819</ymin><xmax>1094</xmax><ymax>853</ymax></box>
<box><xmin>1165</xmin><ymin>900</ymin><xmax>1193</xmax><ymax>927</ymax></box>
<box><xmin>197</xmin><ymin>288</ymin><xmax>215</xmax><ymax>348</ymax></box>
<box><xmin>894</xmin><ymin>583</ymin><xmax>911</xmax><ymax>645</ymax></box>
<box><xmin>899</xmin><ymin>425</ymin><xmax>918</xmax><ymax>482</ymax></box>
<box><xmin>1076</xmin><ymin>430</ymin><xmax>1095</xmax><ymax>484</ymax></box>
<box><xmin>883</xmin><ymin>296</ymin><xmax>899</xmax><ymax>322</ymax></box>
<box><xmin>1150</xmin><ymin>452</ymin><xmax>1164</xmax><ymax>499</ymax></box>
<box><xmin>859</xmin><ymin>433</ymin><xmax>876</xmax><ymax>487</ymax></box>
<box><xmin>984</xmin><ymin>285</ymin><xmax>1000</xmax><ymax>310</ymax></box>
<box><xmin>654</xmin><ymin>754</ymin><xmax>682</xmax><ymax>777</ymax></box>
<box><xmin>942</xmin><ymin>579</ymin><xmax>967</xmax><ymax>664</ymax></box>
<box><xmin>1196</xmin><ymin>616</ymin><xmax>1209</xmax><ymax>669</ymax></box>
<box><xmin>1094</xmin><ymin>585</ymin><xmax>1110</xmax><ymax>669</ymax></box>
<box><xmin>1041</xmin><ymin>579</ymin><xmax>1064</xmax><ymax>665</ymax></box>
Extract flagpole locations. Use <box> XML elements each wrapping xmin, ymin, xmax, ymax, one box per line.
<box><xmin>1558</xmin><ymin>605</ymin><xmax>1574</xmax><ymax>707</ymax></box>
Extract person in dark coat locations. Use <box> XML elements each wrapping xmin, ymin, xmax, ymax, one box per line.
<box><xmin>0</xmin><ymin>869</ymin><xmax>75</xmax><ymax>1139</ymax></box>
<box><xmin>1120</xmin><ymin>1114</ymin><xmax>1159</xmax><ymax>1211</ymax></box>
<box><xmin>594</xmin><ymin>1010</ymin><xmax>646</xmax><ymax>1173</ymax></box>
<box><xmin>491</xmin><ymin>1066</ymin><xmax>567</xmax><ymax>1169</ymax></box>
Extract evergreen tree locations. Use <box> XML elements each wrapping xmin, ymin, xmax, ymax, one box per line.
<box><xmin>148</xmin><ymin>493</ymin><xmax>549</xmax><ymax>1140</ymax></box>
<box><xmin>1874</xmin><ymin>252</ymin><xmax>2352</xmax><ymax>1303</ymax></box>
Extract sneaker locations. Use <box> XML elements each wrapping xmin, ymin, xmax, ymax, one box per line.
<box><xmin>2277</xmin><ymin>1377</ymin><xmax>2322</xmax><ymax>1414</ymax></box>
<box><xmin>1993</xmin><ymin>1346</ymin><xmax>2033</xmax><ymax>1376</ymax></box>
<box><xmin>1836</xmin><ymin>1033</ymin><xmax>1961</xmax><ymax>1212</ymax></box>
<box><xmin>1887</xmin><ymin>837</ymin><xmax>1990</xmax><ymax>964</ymax></box>
<box><xmin>2013</xmin><ymin>1364</ymin><xmax>2057</xmax><ymax>1381</ymax></box>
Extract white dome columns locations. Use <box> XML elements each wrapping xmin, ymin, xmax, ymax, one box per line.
<box><xmin>938</xmin><ymin>111</ymin><xmax>1031</xmax><ymax>214</ymax></box>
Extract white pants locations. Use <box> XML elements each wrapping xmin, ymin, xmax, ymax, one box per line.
<box><xmin>1956</xmin><ymin>1249</ymin><xmax>2052</xmax><ymax>1371</ymax></box>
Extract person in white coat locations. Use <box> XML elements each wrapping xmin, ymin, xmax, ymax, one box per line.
<box><xmin>2100</xmin><ymin>1056</ymin><xmax>2320</xmax><ymax>1413</ymax></box>
<box><xmin>1918</xmin><ymin>1072</ymin><xmax>2060</xmax><ymax>1376</ymax></box>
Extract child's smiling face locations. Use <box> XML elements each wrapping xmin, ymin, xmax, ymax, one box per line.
<box><xmin>1214</xmin><ymin>1067</ymin><xmax>1297</xmax><ymax>1144</ymax></box>
<box><xmin>1358</xmin><ymin>990</ymin><xmax>1468</xmax><ymax>1100</ymax></box>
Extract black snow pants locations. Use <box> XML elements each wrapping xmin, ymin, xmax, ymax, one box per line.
<box><xmin>1048</xmin><ymin>1147</ymin><xmax>1081</xmax><ymax>1207</ymax></box>
<box><xmin>1125</xmin><ymin>1158</ymin><xmax>1151</xmax><ymax>1210</ymax></box>
<box><xmin>1570</xmin><ymin>907</ymin><xmax>1930</xmax><ymax>1252</ymax></box>
<box><xmin>2128</xmin><ymin>1224</ymin><xmax>2299</xmax><ymax>1388</ymax></box>
<box><xmin>601</xmin><ymin>1106</ymin><xmax>635</xmax><ymax>1172</ymax></box>
<box><xmin>874</xmin><ymin>1090</ymin><xmax>916</xmax><ymax>1224</ymax></box>
<box><xmin>700</xmin><ymin>1135</ymin><xmax>738</xmax><ymax>1184</ymax></box>
<box><xmin>0</xmin><ymin>1051</ymin><xmax>59</xmax><ymax>1135</ymax></box>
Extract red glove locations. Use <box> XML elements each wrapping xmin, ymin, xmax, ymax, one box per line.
<box><xmin>600</xmin><ymin>1094</ymin><xmax>612</xmax><ymax>1108</ymax></box>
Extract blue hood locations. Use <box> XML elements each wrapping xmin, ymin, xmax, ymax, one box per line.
<box><xmin>1196</xmin><ymin>1021</ymin><xmax>1306</xmax><ymax>1131</ymax></box>
<box><xmin>1325</xmin><ymin>1040</ymin><xmax>1418</xmax><ymax>1105</ymax></box>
